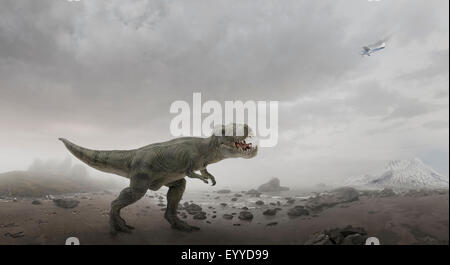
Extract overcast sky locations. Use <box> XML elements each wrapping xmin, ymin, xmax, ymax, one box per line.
<box><xmin>0</xmin><ymin>0</ymin><xmax>448</xmax><ymax>189</ymax></box>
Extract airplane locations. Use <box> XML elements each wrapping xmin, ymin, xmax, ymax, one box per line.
<box><xmin>361</xmin><ymin>41</ymin><xmax>386</xmax><ymax>56</ymax></box>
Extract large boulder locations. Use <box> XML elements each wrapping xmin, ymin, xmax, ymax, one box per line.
<box><xmin>257</xmin><ymin>178</ymin><xmax>289</xmax><ymax>192</ymax></box>
<box><xmin>304</xmin><ymin>225</ymin><xmax>368</xmax><ymax>245</ymax></box>
<box><xmin>246</xmin><ymin>189</ymin><xmax>262</xmax><ymax>197</ymax></box>
<box><xmin>304</xmin><ymin>233</ymin><xmax>334</xmax><ymax>245</ymax></box>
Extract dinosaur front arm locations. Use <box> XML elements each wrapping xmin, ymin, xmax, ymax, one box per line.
<box><xmin>186</xmin><ymin>169</ymin><xmax>216</xmax><ymax>186</ymax></box>
<box><xmin>186</xmin><ymin>171</ymin><xmax>209</xmax><ymax>184</ymax></box>
<box><xmin>200</xmin><ymin>169</ymin><xmax>216</xmax><ymax>186</ymax></box>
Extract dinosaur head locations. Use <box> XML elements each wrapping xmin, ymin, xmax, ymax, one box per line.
<box><xmin>212</xmin><ymin>123</ymin><xmax>258</xmax><ymax>159</ymax></box>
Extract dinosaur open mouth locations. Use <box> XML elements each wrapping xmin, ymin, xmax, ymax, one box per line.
<box><xmin>234</xmin><ymin>140</ymin><xmax>255</xmax><ymax>151</ymax></box>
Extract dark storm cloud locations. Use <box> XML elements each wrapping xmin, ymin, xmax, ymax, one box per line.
<box><xmin>1</xmin><ymin>0</ymin><xmax>447</xmax><ymax>126</ymax></box>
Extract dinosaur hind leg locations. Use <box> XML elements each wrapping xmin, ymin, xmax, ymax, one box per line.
<box><xmin>110</xmin><ymin>183</ymin><xmax>147</xmax><ymax>234</ymax></box>
<box><xmin>164</xmin><ymin>178</ymin><xmax>199</xmax><ymax>232</ymax></box>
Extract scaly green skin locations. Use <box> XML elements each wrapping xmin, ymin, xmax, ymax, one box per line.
<box><xmin>59</xmin><ymin>124</ymin><xmax>257</xmax><ymax>233</ymax></box>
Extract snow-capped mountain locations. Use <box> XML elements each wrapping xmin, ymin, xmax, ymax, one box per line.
<box><xmin>344</xmin><ymin>159</ymin><xmax>449</xmax><ymax>190</ymax></box>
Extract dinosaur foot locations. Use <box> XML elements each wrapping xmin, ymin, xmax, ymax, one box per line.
<box><xmin>110</xmin><ymin>213</ymin><xmax>134</xmax><ymax>234</ymax></box>
<box><xmin>166</xmin><ymin>215</ymin><xmax>200</xmax><ymax>232</ymax></box>
<box><xmin>171</xmin><ymin>220</ymin><xmax>200</xmax><ymax>232</ymax></box>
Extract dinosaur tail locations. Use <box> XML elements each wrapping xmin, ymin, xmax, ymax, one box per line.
<box><xmin>58</xmin><ymin>138</ymin><xmax>134</xmax><ymax>178</ymax></box>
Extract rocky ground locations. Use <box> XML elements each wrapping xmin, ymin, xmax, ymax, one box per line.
<box><xmin>0</xmin><ymin>188</ymin><xmax>448</xmax><ymax>245</ymax></box>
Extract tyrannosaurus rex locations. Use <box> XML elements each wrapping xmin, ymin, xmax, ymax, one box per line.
<box><xmin>59</xmin><ymin>124</ymin><xmax>257</xmax><ymax>233</ymax></box>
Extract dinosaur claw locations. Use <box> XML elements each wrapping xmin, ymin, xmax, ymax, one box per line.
<box><xmin>110</xmin><ymin>213</ymin><xmax>134</xmax><ymax>233</ymax></box>
<box><xmin>167</xmin><ymin>216</ymin><xmax>200</xmax><ymax>232</ymax></box>
<box><xmin>125</xmin><ymin>224</ymin><xmax>135</xmax><ymax>230</ymax></box>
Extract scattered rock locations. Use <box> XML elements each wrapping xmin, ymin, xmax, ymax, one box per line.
<box><xmin>231</xmin><ymin>198</ymin><xmax>238</xmax><ymax>202</ymax></box>
<box><xmin>216</xmin><ymin>189</ymin><xmax>231</xmax><ymax>194</ymax></box>
<box><xmin>238</xmin><ymin>211</ymin><xmax>254</xmax><ymax>221</ymax></box>
<box><xmin>403</xmin><ymin>189</ymin><xmax>445</xmax><ymax>197</ymax></box>
<box><xmin>378</xmin><ymin>188</ymin><xmax>396</xmax><ymax>197</ymax></box>
<box><xmin>53</xmin><ymin>198</ymin><xmax>79</xmax><ymax>209</ymax></box>
<box><xmin>4</xmin><ymin>231</ymin><xmax>24</xmax><ymax>238</ymax></box>
<box><xmin>184</xmin><ymin>203</ymin><xmax>203</xmax><ymax>215</ymax></box>
<box><xmin>287</xmin><ymin>205</ymin><xmax>309</xmax><ymax>217</ymax></box>
<box><xmin>257</xmin><ymin>178</ymin><xmax>289</xmax><ymax>192</ymax></box>
<box><xmin>266</xmin><ymin>222</ymin><xmax>278</xmax><ymax>226</ymax></box>
<box><xmin>234</xmin><ymin>193</ymin><xmax>243</xmax><ymax>197</ymax></box>
<box><xmin>31</xmin><ymin>200</ymin><xmax>42</xmax><ymax>205</ymax></box>
<box><xmin>255</xmin><ymin>200</ymin><xmax>264</xmax><ymax>206</ymax></box>
<box><xmin>263</xmin><ymin>209</ymin><xmax>277</xmax><ymax>216</ymax></box>
<box><xmin>223</xmin><ymin>214</ymin><xmax>234</xmax><ymax>220</ymax></box>
<box><xmin>306</xmin><ymin>187</ymin><xmax>359</xmax><ymax>211</ymax></box>
<box><xmin>220</xmin><ymin>203</ymin><xmax>228</xmax><ymax>207</ymax></box>
<box><xmin>193</xmin><ymin>211</ymin><xmax>207</xmax><ymax>220</ymax></box>
<box><xmin>0</xmin><ymin>223</ymin><xmax>18</xmax><ymax>228</ymax></box>
<box><xmin>286</xmin><ymin>198</ymin><xmax>295</xmax><ymax>204</ymax></box>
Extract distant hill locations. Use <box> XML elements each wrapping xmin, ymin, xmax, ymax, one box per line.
<box><xmin>0</xmin><ymin>170</ymin><xmax>121</xmax><ymax>197</ymax></box>
<box><xmin>344</xmin><ymin>159</ymin><xmax>449</xmax><ymax>190</ymax></box>
<box><xmin>0</xmin><ymin>158</ymin><xmax>125</xmax><ymax>197</ymax></box>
